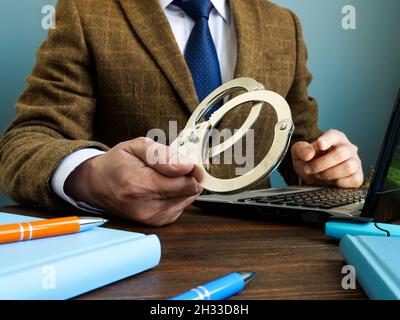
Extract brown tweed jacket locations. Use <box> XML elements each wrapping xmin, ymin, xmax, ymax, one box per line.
<box><xmin>0</xmin><ymin>0</ymin><xmax>322</xmax><ymax>211</ymax></box>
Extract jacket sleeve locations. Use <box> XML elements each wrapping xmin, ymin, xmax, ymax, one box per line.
<box><xmin>0</xmin><ymin>0</ymin><xmax>109</xmax><ymax>210</ymax></box>
<box><xmin>277</xmin><ymin>10</ymin><xmax>324</xmax><ymax>185</ymax></box>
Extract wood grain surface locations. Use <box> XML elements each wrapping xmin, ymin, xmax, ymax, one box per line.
<box><xmin>0</xmin><ymin>205</ymin><xmax>368</xmax><ymax>300</ymax></box>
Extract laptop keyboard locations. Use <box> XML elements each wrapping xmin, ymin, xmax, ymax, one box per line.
<box><xmin>237</xmin><ymin>188</ymin><xmax>367</xmax><ymax>210</ymax></box>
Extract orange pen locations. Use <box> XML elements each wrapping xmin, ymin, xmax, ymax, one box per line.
<box><xmin>0</xmin><ymin>216</ymin><xmax>107</xmax><ymax>244</ymax></box>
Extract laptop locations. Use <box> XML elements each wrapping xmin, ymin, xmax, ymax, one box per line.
<box><xmin>194</xmin><ymin>89</ymin><xmax>400</xmax><ymax>223</ymax></box>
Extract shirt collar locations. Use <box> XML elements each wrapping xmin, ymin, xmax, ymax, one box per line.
<box><xmin>160</xmin><ymin>0</ymin><xmax>231</xmax><ymax>23</ymax></box>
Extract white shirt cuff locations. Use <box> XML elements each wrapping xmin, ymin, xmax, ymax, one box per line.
<box><xmin>51</xmin><ymin>148</ymin><xmax>106</xmax><ymax>213</ymax></box>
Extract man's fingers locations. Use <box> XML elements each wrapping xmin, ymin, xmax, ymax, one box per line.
<box><xmin>152</xmin><ymin>173</ymin><xmax>203</xmax><ymax>199</ymax></box>
<box><xmin>139</xmin><ymin>194</ymin><xmax>200</xmax><ymax>226</ymax></box>
<box><xmin>159</xmin><ymin>194</ymin><xmax>200</xmax><ymax>225</ymax></box>
<box><xmin>123</xmin><ymin>137</ymin><xmax>195</xmax><ymax>177</ymax></box>
<box><xmin>335</xmin><ymin>172</ymin><xmax>364</xmax><ymax>189</ymax></box>
<box><xmin>148</xmin><ymin>146</ymin><xmax>195</xmax><ymax>177</ymax></box>
<box><xmin>304</xmin><ymin>144</ymin><xmax>357</xmax><ymax>175</ymax></box>
<box><xmin>315</xmin><ymin>157</ymin><xmax>361</xmax><ymax>181</ymax></box>
<box><xmin>314</xmin><ymin>129</ymin><xmax>349</xmax><ymax>152</ymax></box>
<box><xmin>291</xmin><ymin>141</ymin><xmax>316</xmax><ymax>162</ymax></box>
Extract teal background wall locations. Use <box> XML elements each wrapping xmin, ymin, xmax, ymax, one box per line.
<box><xmin>1</xmin><ymin>0</ymin><xmax>58</xmax><ymax>206</ymax></box>
<box><xmin>0</xmin><ymin>0</ymin><xmax>399</xmax><ymax>206</ymax></box>
<box><xmin>270</xmin><ymin>0</ymin><xmax>400</xmax><ymax>186</ymax></box>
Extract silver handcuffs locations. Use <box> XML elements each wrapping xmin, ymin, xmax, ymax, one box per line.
<box><xmin>170</xmin><ymin>78</ymin><xmax>294</xmax><ymax>194</ymax></box>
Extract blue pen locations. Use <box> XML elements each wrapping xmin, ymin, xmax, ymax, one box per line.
<box><xmin>168</xmin><ymin>271</ymin><xmax>256</xmax><ymax>300</ymax></box>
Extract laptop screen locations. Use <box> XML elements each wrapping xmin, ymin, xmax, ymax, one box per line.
<box><xmin>362</xmin><ymin>89</ymin><xmax>400</xmax><ymax>221</ymax></box>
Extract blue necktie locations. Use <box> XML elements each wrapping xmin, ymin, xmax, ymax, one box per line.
<box><xmin>174</xmin><ymin>0</ymin><xmax>222</xmax><ymax>119</ymax></box>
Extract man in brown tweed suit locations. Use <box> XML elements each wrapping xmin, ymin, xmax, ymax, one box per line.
<box><xmin>0</xmin><ymin>0</ymin><xmax>363</xmax><ymax>226</ymax></box>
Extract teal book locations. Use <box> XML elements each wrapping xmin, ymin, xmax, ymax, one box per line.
<box><xmin>339</xmin><ymin>235</ymin><xmax>400</xmax><ymax>300</ymax></box>
<box><xmin>0</xmin><ymin>212</ymin><xmax>161</xmax><ymax>300</ymax></box>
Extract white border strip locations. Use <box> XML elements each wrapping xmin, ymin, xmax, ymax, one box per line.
<box><xmin>18</xmin><ymin>223</ymin><xmax>24</xmax><ymax>241</ymax></box>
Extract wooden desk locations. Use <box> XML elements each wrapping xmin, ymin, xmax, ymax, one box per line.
<box><xmin>1</xmin><ymin>205</ymin><xmax>367</xmax><ymax>300</ymax></box>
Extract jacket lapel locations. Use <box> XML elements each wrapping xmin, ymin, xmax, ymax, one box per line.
<box><xmin>118</xmin><ymin>0</ymin><xmax>276</xmax><ymax>112</ymax></box>
<box><xmin>118</xmin><ymin>0</ymin><xmax>199</xmax><ymax>113</ymax></box>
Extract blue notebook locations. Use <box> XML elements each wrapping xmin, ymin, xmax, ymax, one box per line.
<box><xmin>340</xmin><ymin>235</ymin><xmax>400</xmax><ymax>300</ymax></box>
<box><xmin>0</xmin><ymin>212</ymin><xmax>161</xmax><ymax>300</ymax></box>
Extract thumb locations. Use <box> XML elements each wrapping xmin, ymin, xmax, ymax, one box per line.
<box><xmin>123</xmin><ymin>137</ymin><xmax>195</xmax><ymax>177</ymax></box>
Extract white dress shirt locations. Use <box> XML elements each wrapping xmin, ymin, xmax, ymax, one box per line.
<box><xmin>51</xmin><ymin>0</ymin><xmax>238</xmax><ymax>211</ymax></box>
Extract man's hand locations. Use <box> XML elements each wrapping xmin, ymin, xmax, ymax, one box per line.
<box><xmin>291</xmin><ymin>129</ymin><xmax>363</xmax><ymax>188</ymax></box>
<box><xmin>65</xmin><ymin>137</ymin><xmax>203</xmax><ymax>226</ymax></box>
